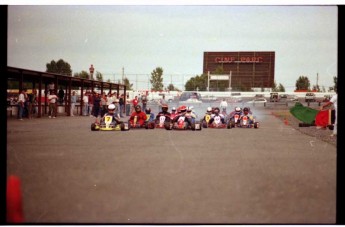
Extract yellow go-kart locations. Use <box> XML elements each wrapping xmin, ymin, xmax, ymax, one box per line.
<box><xmin>91</xmin><ymin>115</ymin><xmax>129</xmax><ymax>131</ymax></box>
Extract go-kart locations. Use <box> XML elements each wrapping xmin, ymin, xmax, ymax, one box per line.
<box><xmin>128</xmin><ymin>116</ymin><xmax>154</xmax><ymax>129</ymax></box>
<box><xmin>165</xmin><ymin>115</ymin><xmax>202</xmax><ymax>131</ymax></box>
<box><xmin>201</xmin><ymin>113</ymin><xmax>212</xmax><ymax>128</ymax></box>
<box><xmin>155</xmin><ymin>115</ymin><xmax>172</xmax><ymax>129</ymax></box>
<box><xmin>228</xmin><ymin>115</ymin><xmax>259</xmax><ymax>129</ymax></box>
<box><xmin>207</xmin><ymin>115</ymin><xmax>228</xmax><ymax>129</ymax></box>
<box><xmin>91</xmin><ymin>115</ymin><xmax>129</xmax><ymax>131</ymax></box>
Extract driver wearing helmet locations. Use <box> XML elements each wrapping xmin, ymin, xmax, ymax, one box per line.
<box><xmin>155</xmin><ymin>103</ymin><xmax>171</xmax><ymax>123</ymax></box>
<box><xmin>172</xmin><ymin>105</ymin><xmax>194</xmax><ymax>127</ymax></box>
<box><xmin>170</xmin><ymin>107</ymin><xmax>178</xmax><ymax>119</ymax></box>
<box><xmin>145</xmin><ymin>107</ymin><xmax>155</xmax><ymax>122</ymax></box>
<box><xmin>100</xmin><ymin>103</ymin><xmax>123</xmax><ymax>125</ymax></box>
<box><xmin>209</xmin><ymin>107</ymin><xmax>226</xmax><ymax>124</ymax></box>
<box><xmin>241</xmin><ymin>107</ymin><xmax>254</xmax><ymax>123</ymax></box>
<box><xmin>129</xmin><ymin>105</ymin><xmax>147</xmax><ymax>127</ymax></box>
<box><xmin>228</xmin><ymin>106</ymin><xmax>243</xmax><ymax>124</ymax></box>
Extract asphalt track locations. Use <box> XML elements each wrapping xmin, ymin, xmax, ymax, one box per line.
<box><xmin>6</xmin><ymin>103</ymin><xmax>336</xmax><ymax>224</ymax></box>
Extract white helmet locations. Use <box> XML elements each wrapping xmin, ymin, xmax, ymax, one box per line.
<box><xmin>235</xmin><ymin>107</ymin><xmax>241</xmax><ymax>112</ymax></box>
<box><xmin>172</xmin><ymin>107</ymin><xmax>176</xmax><ymax>111</ymax></box>
<box><xmin>207</xmin><ymin>107</ymin><xmax>212</xmax><ymax>112</ymax></box>
<box><xmin>108</xmin><ymin>104</ymin><xmax>116</xmax><ymax>110</ymax></box>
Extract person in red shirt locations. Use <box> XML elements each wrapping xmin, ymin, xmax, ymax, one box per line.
<box><xmin>131</xmin><ymin>96</ymin><xmax>139</xmax><ymax>113</ymax></box>
<box><xmin>129</xmin><ymin>105</ymin><xmax>147</xmax><ymax>127</ymax></box>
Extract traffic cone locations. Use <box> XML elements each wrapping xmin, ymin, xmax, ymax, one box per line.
<box><xmin>7</xmin><ymin>175</ymin><xmax>24</xmax><ymax>223</ymax></box>
<box><xmin>284</xmin><ymin>118</ymin><xmax>289</xmax><ymax>125</ymax></box>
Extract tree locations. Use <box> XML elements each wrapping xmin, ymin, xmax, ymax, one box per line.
<box><xmin>150</xmin><ymin>67</ymin><xmax>164</xmax><ymax>91</ymax></box>
<box><xmin>95</xmin><ymin>71</ymin><xmax>103</xmax><ymax>82</ymax></box>
<box><xmin>123</xmin><ymin>77</ymin><xmax>133</xmax><ymax>90</ymax></box>
<box><xmin>46</xmin><ymin>59</ymin><xmax>72</xmax><ymax>76</ymax></box>
<box><xmin>73</xmin><ymin>71</ymin><xmax>89</xmax><ymax>79</ymax></box>
<box><xmin>185</xmin><ymin>74</ymin><xmax>208</xmax><ymax>91</ymax></box>
<box><xmin>167</xmin><ymin>83</ymin><xmax>180</xmax><ymax>91</ymax></box>
<box><xmin>277</xmin><ymin>83</ymin><xmax>285</xmax><ymax>92</ymax></box>
<box><xmin>295</xmin><ymin>76</ymin><xmax>310</xmax><ymax>91</ymax></box>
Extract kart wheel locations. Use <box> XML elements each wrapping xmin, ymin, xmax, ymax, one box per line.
<box><xmin>328</xmin><ymin>124</ymin><xmax>334</xmax><ymax>130</ymax></box>
<box><xmin>227</xmin><ymin>122</ymin><xmax>232</xmax><ymax>129</ymax></box>
<box><xmin>191</xmin><ymin>123</ymin><xmax>196</xmax><ymax>131</ymax></box>
<box><xmin>91</xmin><ymin>123</ymin><xmax>96</xmax><ymax>131</ymax></box>
<box><xmin>195</xmin><ymin>123</ymin><xmax>202</xmax><ymax>131</ymax></box>
<box><xmin>202</xmin><ymin>120</ymin><xmax>208</xmax><ymax>128</ymax></box>
<box><xmin>150</xmin><ymin>122</ymin><xmax>155</xmax><ymax>129</ymax></box>
<box><xmin>254</xmin><ymin>122</ymin><xmax>259</xmax><ymax>129</ymax></box>
<box><xmin>121</xmin><ymin>122</ymin><xmax>129</xmax><ymax>131</ymax></box>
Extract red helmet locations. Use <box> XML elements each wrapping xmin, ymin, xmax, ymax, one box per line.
<box><xmin>179</xmin><ymin>105</ymin><xmax>187</xmax><ymax>112</ymax></box>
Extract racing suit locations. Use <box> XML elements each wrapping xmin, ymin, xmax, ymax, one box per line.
<box><xmin>209</xmin><ymin>113</ymin><xmax>226</xmax><ymax>124</ymax></box>
<box><xmin>129</xmin><ymin>111</ymin><xmax>147</xmax><ymax>126</ymax></box>
<box><xmin>228</xmin><ymin>110</ymin><xmax>243</xmax><ymax>124</ymax></box>
<box><xmin>101</xmin><ymin>112</ymin><xmax>122</xmax><ymax>125</ymax></box>
<box><xmin>172</xmin><ymin>111</ymin><xmax>195</xmax><ymax>127</ymax></box>
<box><xmin>155</xmin><ymin>111</ymin><xmax>171</xmax><ymax>124</ymax></box>
<box><xmin>240</xmin><ymin>113</ymin><xmax>254</xmax><ymax>125</ymax></box>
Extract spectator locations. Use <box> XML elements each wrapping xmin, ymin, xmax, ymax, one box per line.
<box><xmin>114</xmin><ymin>98</ymin><xmax>121</xmax><ymax>119</ymax></box>
<box><xmin>70</xmin><ymin>90</ymin><xmax>77</xmax><ymax>116</ymax></box>
<box><xmin>100</xmin><ymin>93</ymin><xmax>107</xmax><ymax>117</ymax></box>
<box><xmin>48</xmin><ymin>90</ymin><xmax>58</xmax><ymax>118</ymax></box>
<box><xmin>27</xmin><ymin>89</ymin><xmax>37</xmax><ymax>119</ymax></box>
<box><xmin>88</xmin><ymin>91</ymin><xmax>94</xmax><ymax>116</ymax></box>
<box><xmin>48</xmin><ymin>82</ymin><xmax>55</xmax><ymax>93</ymax></box>
<box><xmin>158</xmin><ymin>94</ymin><xmax>167</xmax><ymax>112</ymax></box>
<box><xmin>82</xmin><ymin>92</ymin><xmax>89</xmax><ymax>116</ymax></box>
<box><xmin>132</xmin><ymin>96</ymin><xmax>139</xmax><ymax>113</ymax></box>
<box><xmin>219</xmin><ymin>98</ymin><xmax>228</xmax><ymax>114</ymax></box>
<box><xmin>17</xmin><ymin>89</ymin><xmax>27</xmax><ymax>120</ymax></box>
<box><xmin>141</xmin><ymin>94</ymin><xmax>148</xmax><ymax>112</ymax></box>
<box><xmin>58</xmin><ymin>87</ymin><xmax>64</xmax><ymax>105</ymax></box>
<box><xmin>93</xmin><ymin>92</ymin><xmax>101</xmax><ymax>122</ymax></box>
<box><xmin>119</xmin><ymin>94</ymin><xmax>125</xmax><ymax>118</ymax></box>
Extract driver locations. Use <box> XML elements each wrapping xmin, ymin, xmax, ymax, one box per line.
<box><xmin>145</xmin><ymin>107</ymin><xmax>155</xmax><ymax>123</ymax></box>
<box><xmin>209</xmin><ymin>107</ymin><xmax>225</xmax><ymax>124</ymax></box>
<box><xmin>241</xmin><ymin>107</ymin><xmax>254</xmax><ymax>124</ymax></box>
<box><xmin>172</xmin><ymin>105</ymin><xmax>194</xmax><ymax>127</ymax></box>
<box><xmin>155</xmin><ymin>104</ymin><xmax>171</xmax><ymax>124</ymax></box>
<box><xmin>100</xmin><ymin>103</ymin><xmax>123</xmax><ymax>125</ymax></box>
<box><xmin>129</xmin><ymin>105</ymin><xmax>147</xmax><ymax>127</ymax></box>
<box><xmin>228</xmin><ymin>106</ymin><xmax>243</xmax><ymax>124</ymax></box>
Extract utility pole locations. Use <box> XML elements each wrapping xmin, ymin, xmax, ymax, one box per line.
<box><xmin>316</xmin><ymin>72</ymin><xmax>319</xmax><ymax>88</ymax></box>
<box><xmin>122</xmin><ymin>67</ymin><xmax>124</xmax><ymax>84</ymax></box>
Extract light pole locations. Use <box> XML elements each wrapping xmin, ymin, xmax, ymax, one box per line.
<box><xmin>89</xmin><ymin>64</ymin><xmax>94</xmax><ymax>80</ymax></box>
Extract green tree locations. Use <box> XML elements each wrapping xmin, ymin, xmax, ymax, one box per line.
<box><xmin>277</xmin><ymin>83</ymin><xmax>285</xmax><ymax>92</ymax></box>
<box><xmin>167</xmin><ymin>83</ymin><xmax>180</xmax><ymax>91</ymax></box>
<box><xmin>46</xmin><ymin>59</ymin><xmax>72</xmax><ymax>76</ymax></box>
<box><xmin>185</xmin><ymin>74</ymin><xmax>208</xmax><ymax>91</ymax></box>
<box><xmin>95</xmin><ymin>71</ymin><xmax>103</xmax><ymax>82</ymax></box>
<box><xmin>295</xmin><ymin>76</ymin><xmax>310</xmax><ymax>91</ymax></box>
<box><xmin>150</xmin><ymin>67</ymin><xmax>164</xmax><ymax>91</ymax></box>
<box><xmin>123</xmin><ymin>77</ymin><xmax>133</xmax><ymax>90</ymax></box>
<box><xmin>73</xmin><ymin>71</ymin><xmax>89</xmax><ymax>79</ymax></box>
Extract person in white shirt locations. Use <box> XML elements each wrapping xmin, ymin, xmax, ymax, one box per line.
<box><xmin>18</xmin><ymin>89</ymin><xmax>27</xmax><ymax>120</ymax></box>
<box><xmin>48</xmin><ymin>90</ymin><xmax>58</xmax><ymax>118</ymax></box>
<box><xmin>219</xmin><ymin>98</ymin><xmax>228</xmax><ymax>113</ymax></box>
<box><xmin>321</xmin><ymin>91</ymin><xmax>337</xmax><ymax>136</ymax></box>
<box><xmin>82</xmin><ymin>92</ymin><xmax>89</xmax><ymax>116</ymax></box>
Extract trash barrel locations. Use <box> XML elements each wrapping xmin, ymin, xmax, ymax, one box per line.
<box><xmin>126</xmin><ymin>104</ymin><xmax>131</xmax><ymax>116</ymax></box>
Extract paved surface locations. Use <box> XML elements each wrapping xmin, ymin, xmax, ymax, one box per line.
<box><xmin>7</xmin><ymin>104</ymin><xmax>336</xmax><ymax>224</ymax></box>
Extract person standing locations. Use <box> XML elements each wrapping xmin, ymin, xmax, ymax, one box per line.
<box><xmin>82</xmin><ymin>92</ymin><xmax>89</xmax><ymax>116</ymax></box>
<box><xmin>88</xmin><ymin>91</ymin><xmax>94</xmax><ymax>117</ymax></box>
<box><xmin>321</xmin><ymin>90</ymin><xmax>337</xmax><ymax>136</ymax></box>
<box><xmin>219</xmin><ymin>98</ymin><xmax>228</xmax><ymax>114</ymax></box>
<box><xmin>58</xmin><ymin>87</ymin><xmax>64</xmax><ymax>105</ymax></box>
<box><xmin>17</xmin><ymin>89</ymin><xmax>27</xmax><ymax>120</ymax></box>
<box><xmin>119</xmin><ymin>94</ymin><xmax>125</xmax><ymax>118</ymax></box>
<box><xmin>92</xmin><ymin>92</ymin><xmax>101</xmax><ymax>122</ymax></box>
<box><xmin>28</xmin><ymin>89</ymin><xmax>37</xmax><ymax>119</ymax></box>
<box><xmin>158</xmin><ymin>94</ymin><xmax>167</xmax><ymax>112</ymax></box>
<box><xmin>141</xmin><ymin>94</ymin><xmax>148</xmax><ymax>112</ymax></box>
<box><xmin>100</xmin><ymin>93</ymin><xmax>108</xmax><ymax>117</ymax></box>
<box><xmin>70</xmin><ymin>90</ymin><xmax>77</xmax><ymax>116</ymax></box>
<box><xmin>48</xmin><ymin>90</ymin><xmax>58</xmax><ymax>118</ymax></box>
<box><xmin>131</xmin><ymin>96</ymin><xmax>139</xmax><ymax>113</ymax></box>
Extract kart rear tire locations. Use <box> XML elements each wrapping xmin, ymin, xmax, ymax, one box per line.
<box><xmin>91</xmin><ymin>123</ymin><xmax>96</xmax><ymax>131</ymax></box>
<box><xmin>254</xmin><ymin>122</ymin><xmax>259</xmax><ymax>129</ymax></box>
<box><xmin>328</xmin><ymin>124</ymin><xmax>334</xmax><ymax>130</ymax></box>
<box><xmin>121</xmin><ymin>122</ymin><xmax>129</xmax><ymax>131</ymax></box>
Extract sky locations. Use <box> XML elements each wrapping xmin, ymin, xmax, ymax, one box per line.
<box><xmin>7</xmin><ymin>4</ymin><xmax>338</xmax><ymax>91</ymax></box>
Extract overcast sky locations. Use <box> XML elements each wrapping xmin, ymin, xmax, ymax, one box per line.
<box><xmin>7</xmin><ymin>5</ymin><xmax>338</xmax><ymax>91</ymax></box>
